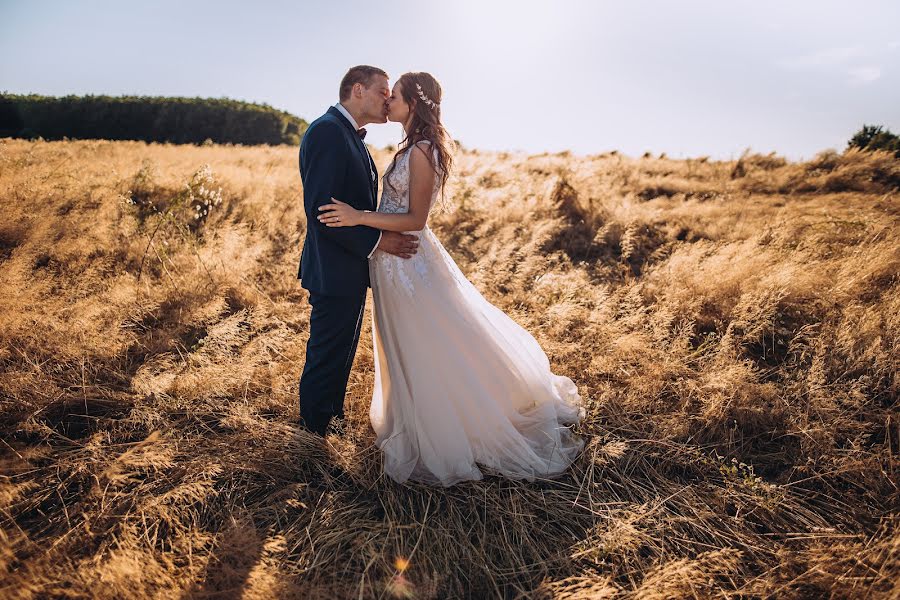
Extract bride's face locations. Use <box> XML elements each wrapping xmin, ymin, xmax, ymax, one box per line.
<box><xmin>386</xmin><ymin>82</ymin><xmax>412</xmax><ymax>128</ymax></box>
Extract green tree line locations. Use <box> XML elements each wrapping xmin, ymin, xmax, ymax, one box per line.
<box><xmin>0</xmin><ymin>93</ymin><xmax>308</xmax><ymax>145</ymax></box>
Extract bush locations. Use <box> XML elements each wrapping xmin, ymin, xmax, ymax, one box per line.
<box><xmin>848</xmin><ymin>124</ymin><xmax>900</xmax><ymax>158</ymax></box>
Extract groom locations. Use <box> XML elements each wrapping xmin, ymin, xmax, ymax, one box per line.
<box><xmin>297</xmin><ymin>65</ymin><xmax>419</xmax><ymax>437</ymax></box>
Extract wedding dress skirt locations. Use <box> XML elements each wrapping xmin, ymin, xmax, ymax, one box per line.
<box><xmin>367</xmin><ymin>141</ymin><xmax>586</xmax><ymax>487</ymax></box>
<box><xmin>368</xmin><ymin>225</ymin><xmax>586</xmax><ymax>487</ymax></box>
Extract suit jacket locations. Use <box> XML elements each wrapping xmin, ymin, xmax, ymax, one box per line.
<box><xmin>298</xmin><ymin>106</ymin><xmax>381</xmax><ymax>296</ymax></box>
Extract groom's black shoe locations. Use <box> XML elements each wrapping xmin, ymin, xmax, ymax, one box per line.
<box><xmin>298</xmin><ymin>415</ymin><xmax>327</xmax><ymax>437</ymax></box>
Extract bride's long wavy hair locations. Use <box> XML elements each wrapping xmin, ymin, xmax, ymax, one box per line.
<box><xmin>385</xmin><ymin>72</ymin><xmax>455</xmax><ymax>207</ymax></box>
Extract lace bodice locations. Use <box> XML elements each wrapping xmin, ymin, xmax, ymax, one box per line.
<box><xmin>370</xmin><ymin>140</ymin><xmax>456</xmax><ymax>298</ymax></box>
<box><xmin>377</xmin><ymin>141</ymin><xmax>442</xmax><ymax>215</ymax></box>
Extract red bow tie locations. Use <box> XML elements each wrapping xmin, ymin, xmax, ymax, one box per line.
<box><xmin>357</xmin><ymin>127</ymin><xmax>367</xmax><ymax>139</ymax></box>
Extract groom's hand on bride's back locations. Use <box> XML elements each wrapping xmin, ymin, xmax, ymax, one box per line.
<box><xmin>377</xmin><ymin>231</ymin><xmax>418</xmax><ymax>259</ymax></box>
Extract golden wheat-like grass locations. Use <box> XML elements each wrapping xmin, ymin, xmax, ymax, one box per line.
<box><xmin>0</xmin><ymin>138</ymin><xmax>897</xmax><ymax>598</ymax></box>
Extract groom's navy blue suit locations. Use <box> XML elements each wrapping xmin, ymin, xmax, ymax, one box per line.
<box><xmin>297</xmin><ymin>105</ymin><xmax>381</xmax><ymax>436</ymax></box>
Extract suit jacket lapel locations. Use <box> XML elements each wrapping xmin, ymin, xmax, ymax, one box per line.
<box><xmin>327</xmin><ymin>106</ymin><xmax>377</xmax><ymax>209</ymax></box>
<box><xmin>372</xmin><ymin>155</ymin><xmax>379</xmax><ymax>210</ymax></box>
<box><xmin>362</xmin><ymin>144</ymin><xmax>378</xmax><ymax>210</ymax></box>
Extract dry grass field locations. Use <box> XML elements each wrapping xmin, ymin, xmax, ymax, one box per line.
<box><xmin>0</xmin><ymin>137</ymin><xmax>898</xmax><ymax>598</ymax></box>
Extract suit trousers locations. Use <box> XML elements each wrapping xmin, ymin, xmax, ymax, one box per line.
<box><xmin>298</xmin><ymin>291</ymin><xmax>367</xmax><ymax>436</ymax></box>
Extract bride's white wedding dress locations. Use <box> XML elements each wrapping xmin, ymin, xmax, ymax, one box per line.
<box><xmin>368</xmin><ymin>141</ymin><xmax>586</xmax><ymax>487</ymax></box>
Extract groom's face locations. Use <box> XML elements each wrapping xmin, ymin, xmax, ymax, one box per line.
<box><xmin>360</xmin><ymin>75</ymin><xmax>390</xmax><ymax>124</ymax></box>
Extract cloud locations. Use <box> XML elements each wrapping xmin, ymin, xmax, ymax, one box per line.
<box><xmin>776</xmin><ymin>46</ymin><xmax>865</xmax><ymax>69</ymax></box>
<box><xmin>848</xmin><ymin>66</ymin><xmax>882</xmax><ymax>85</ymax></box>
<box><xmin>777</xmin><ymin>45</ymin><xmax>885</xmax><ymax>86</ymax></box>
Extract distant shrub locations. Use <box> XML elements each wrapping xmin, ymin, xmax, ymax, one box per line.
<box><xmin>731</xmin><ymin>150</ymin><xmax>788</xmax><ymax>179</ymax></box>
<box><xmin>848</xmin><ymin>124</ymin><xmax>900</xmax><ymax>158</ymax></box>
<box><xmin>0</xmin><ymin>93</ymin><xmax>308</xmax><ymax>145</ymax></box>
<box><xmin>122</xmin><ymin>160</ymin><xmax>223</xmax><ymax>232</ymax></box>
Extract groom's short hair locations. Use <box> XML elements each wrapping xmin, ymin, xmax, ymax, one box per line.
<box><xmin>339</xmin><ymin>65</ymin><xmax>389</xmax><ymax>101</ymax></box>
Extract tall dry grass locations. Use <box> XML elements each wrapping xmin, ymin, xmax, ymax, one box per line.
<box><xmin>0</xmin><ymin>138</ymin><xmax>897</xmax><ymax>598</ymax></box>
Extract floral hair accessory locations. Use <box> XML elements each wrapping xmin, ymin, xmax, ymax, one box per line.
<box><xmin>415</xmin><ymin>82</ymin><xmax>439</xmax><ymax>110</ymax></box>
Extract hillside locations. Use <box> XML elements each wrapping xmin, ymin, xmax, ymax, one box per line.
<box><xmin>0</xmin><ymin>138</ymin><xmax>897</xmax><ymax>598</ymax></box>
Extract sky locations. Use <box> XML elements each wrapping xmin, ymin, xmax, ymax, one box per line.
<box><xmin>1</xmin><ymin>0</ymin><xmax>899</xmax><ymax>160</ymax></box>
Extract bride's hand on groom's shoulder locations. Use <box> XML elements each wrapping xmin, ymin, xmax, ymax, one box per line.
<box><xmin>318</xmin><ymin>198</ymin><xmax>362</xmax><ymax>227</ymax></box>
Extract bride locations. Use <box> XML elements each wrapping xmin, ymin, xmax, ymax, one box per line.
<box><xmin>317</xmin><ymin>72</ymin><xmax>586</xmax><ymax>487</ymax></box>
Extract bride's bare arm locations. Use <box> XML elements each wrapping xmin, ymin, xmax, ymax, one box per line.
<box><xmin>318</xmin><ymin>143</ymin><xmax>435</xmax><ymax>232</ymax></box>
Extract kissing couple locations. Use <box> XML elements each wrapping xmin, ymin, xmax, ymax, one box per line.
<box><xmin>297</xmin><ymin>65</ymin><xmax>586</xmax><ymax>487</ymax></box>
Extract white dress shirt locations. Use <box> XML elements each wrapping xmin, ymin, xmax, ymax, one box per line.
<box><xmin>334</xmin><ymin>102</ymin><xmax>382</xmax><ymax>258</ymax></box>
